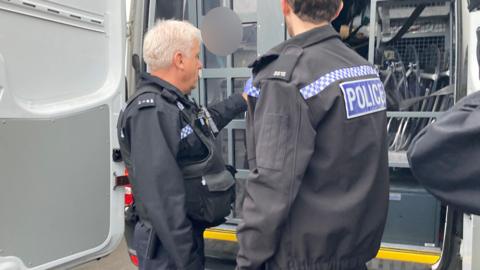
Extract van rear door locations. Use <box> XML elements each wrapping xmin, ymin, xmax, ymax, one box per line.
<box><xmin>0</xmin><ymin>0</ymin><xmax>125</xmax><ymax>269</ymax></box>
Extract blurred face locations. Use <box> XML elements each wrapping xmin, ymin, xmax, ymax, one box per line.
<box><xmin>181</xmin><ymin>39</ymin><xmax>202</xmax><ymax>94</ymax></box>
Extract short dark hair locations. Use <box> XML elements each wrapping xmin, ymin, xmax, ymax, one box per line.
<box><xmin>287</xmin><ymin>0</ymin><xmax>341</xmax><ymax>23</ymax></box>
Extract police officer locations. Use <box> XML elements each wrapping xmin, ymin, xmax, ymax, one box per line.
<box><xmin>117</xmin><ymin>20</ymin><xmax>247</xmax><ymax>270</ymax></box>
<box><xmin>236</xmin><ymin>1</ymin><xmax>389</xmax><ymax>269</ymax></box>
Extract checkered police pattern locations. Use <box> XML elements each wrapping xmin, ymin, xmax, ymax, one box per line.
<box><xmin>244</xmin><ymin>77</ymin><xmax>260</xmax><ymax>98</ymax></box>
<box><xmin>180</xmin><ymin>125</ymin><xmax>193</xmax><ymax>139</ymax></box>
<box><xmin>300</xmin><ymin>65</ymin><xmax>379</xmax><ymax>100</ymax></box>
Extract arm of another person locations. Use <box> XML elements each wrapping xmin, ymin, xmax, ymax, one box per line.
<box><xmin>207</xmin><ymin>93</ymin><xmax>248</xmax><ymax>130</ymax></box>
<box><xmin>236</xmin><ymin>79</ymin><xmax>316</xmax><ymax>270</ymax></box>
<box><xmin>407</xmin><ymin>91</ymin><xmax>480</xmax><ymax>214</ymax></box>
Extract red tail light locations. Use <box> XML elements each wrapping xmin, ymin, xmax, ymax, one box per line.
<box><xmin>129</xmin><ymin>253</ymin><xmax>139</xmax><ymax>266</ymax></box>
<box><xmin>124</xmin><ymin>169</ymin><xmax>134</xmax><ymax>206</ymax></box>
<box><xmin>125</xmin><ymin>184</ymin><xmax>134</xmax><ymax>206</ymax></box>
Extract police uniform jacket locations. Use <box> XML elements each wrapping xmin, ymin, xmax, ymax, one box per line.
<box><xmin>118</xmin><ymin>74</ymin><xmax>247</xmax><ymax>269</ymax></box>
<box><xmin>236</xmin><ymin>25</ymin><xmax>389</xmax><ymax>270</ymax></box>
<box><xmin>408</xmin><ymin>91</ymin><xmax>480</xmax><ymax>215</ymax></box>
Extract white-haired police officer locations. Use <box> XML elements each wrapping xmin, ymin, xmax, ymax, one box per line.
<box><xmin>236</xmin><ymin>0</ymin><xmax>389</xmax><ymax>269</ymax></box>
<box><xmin>118</xmin><ymin>20</ymin><xmax>247</xmax><ymax>270</ymax></box>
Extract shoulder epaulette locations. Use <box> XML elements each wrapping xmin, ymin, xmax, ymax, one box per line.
<box><xmin>135</xmin><ymin>93</ymin><xmax>156</xmax><ymax>109</ymax></box>
<box><xmin>265</xmin><ymin>45</ymin><xmax>303</xmax><ymax>82</ymax></box>
<box><xmin>250</xmin><ymin>53</ymin><xmax>279</xmax><ymax>75</ymax></box>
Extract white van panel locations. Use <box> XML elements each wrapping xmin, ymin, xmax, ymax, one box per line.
<box><xmin>0</xmin><ymin>0</ymin><xmax>124</xmax><ymax>118</ymax></box>
<box><xmin>0</xmin><ymin>0</ymin><xmax>126</xmax><ymax>269</ymax></box>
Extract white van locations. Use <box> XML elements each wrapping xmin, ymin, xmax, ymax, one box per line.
<box><xmin>1</xmin><ymin>0</ymin><xmax>479</xmax><ymax>269</ymax></box>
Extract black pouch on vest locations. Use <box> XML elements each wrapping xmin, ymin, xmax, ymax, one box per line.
<box><xmin>185</xmin><ymin>170</ymin><xmax>235</xmax><ymax>227</ymax></box>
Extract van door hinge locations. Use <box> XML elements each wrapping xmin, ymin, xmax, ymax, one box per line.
<box><xmin>112</xmin><ymin>149</ymin><xmax>122</xmax><ymax>162</ymax></box>
<box><xmin>126</xmin><ymin>20</ymin><xmax>133</xmax><ymax>39</ymax></box>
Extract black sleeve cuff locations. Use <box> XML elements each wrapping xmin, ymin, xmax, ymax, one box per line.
<box><xmin>228</xmin><ymin>93</ymin><xmax>248</xmax><ymax>115</ymax></box>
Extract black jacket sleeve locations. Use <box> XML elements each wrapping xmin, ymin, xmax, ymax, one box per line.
<box><xmin>407</xmin><ymin>91</ymin><xmax>480</xmax><ymax>215</ymax></box>
<box><xmin>207</xmin><ymin>93</ymin><xmax>247</xmax><ymax>130</ymax></box>
<box><xmin>127</xmin><ymin>98</ymin><xmax>202</xmax><ymax>269</ymax></box>
<box><xmin>236</xmin><ymin>80</ymin><xmax>316</xmax><ymax>270</ymax></box>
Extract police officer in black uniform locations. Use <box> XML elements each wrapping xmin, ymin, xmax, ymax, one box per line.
<box><xmin>118</xmin><ymin>20</ymin><xmax>247</xmax><ymax>270</ymax></box>
<box><xmin>236</xmin><ymin>1</ymin><xmax>389</xmax><ymax>269</ymax></box>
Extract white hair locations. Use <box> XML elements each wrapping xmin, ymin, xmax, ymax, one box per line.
<box><xmin>143</xmin><ymin>20</ymin><xmax>202</xmax><ymax>70</ymax></box>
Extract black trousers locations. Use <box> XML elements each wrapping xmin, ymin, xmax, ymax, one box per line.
<box><xmin>134</xmin><ymin>221</ymin><xmax>205</xmax><ymax>270</ymax></box>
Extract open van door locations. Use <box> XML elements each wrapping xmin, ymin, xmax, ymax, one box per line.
<box><xmin>461</xmin><ymin>1</ymin><xmax>480</xmax><ymax>269</ymax></box>
<box><xmin>0</xmin><ymin>0</ymin><xmax>126</xmax><ymax>269</ymax></box>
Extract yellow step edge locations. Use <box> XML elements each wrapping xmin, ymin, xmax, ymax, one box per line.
<box><xmin>204</xmin><ymin>229</ymin><xmax>441</xmax><ymax>265</ymax></box>
<box><xmin>204</xmin><ymin>228</ymin><xmax>238</xmax><ymax>242</ymax></box>
<box><xmin>376</xmin><ymin>247</ymin><xmax>440</xmax><ymax>265</ymax></box>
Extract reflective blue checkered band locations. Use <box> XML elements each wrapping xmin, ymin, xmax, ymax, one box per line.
<box><xmin>300</xmin><ymin>65</ymin><xmax>379</xmax><ymax>100</ymax></box>
<box><xmin>180</xmin><ymin>125</ymin><xmax>193</xmax><ymax>139</ymax></box>
<box><xmin>244</xmin><ymin>77</ymin><xmax>260</xmax><ymax>98</ymax></box>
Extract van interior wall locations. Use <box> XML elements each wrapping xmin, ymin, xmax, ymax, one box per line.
<box><xmin>369</xmin><ymin>0</ymin><xmax>457</xmax><ymax>251</ymax></box>
<box><xmin>154</xmin><ymin>0</ymin><xmax>185</xmax><ymax>20</ymax></box>
<box><xmin>333</xmin><ymin>0</ymin><xmax>370</xmax><ymax>58</ymax></box>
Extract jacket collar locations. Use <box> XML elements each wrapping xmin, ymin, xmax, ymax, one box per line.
<box><xmin>279</xmin><ymin>24</ymin><xmax>340</xmax><ymax>51</ymax></box>
<box><xmin>138</xmin><ymin>73</ymin><xmax>192</xmax><ymax>105</ymax></box>
<box><xmin>249</xmin><ymin>24</ymin><xmax>340</xmax><ymax>70</ymax></box>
